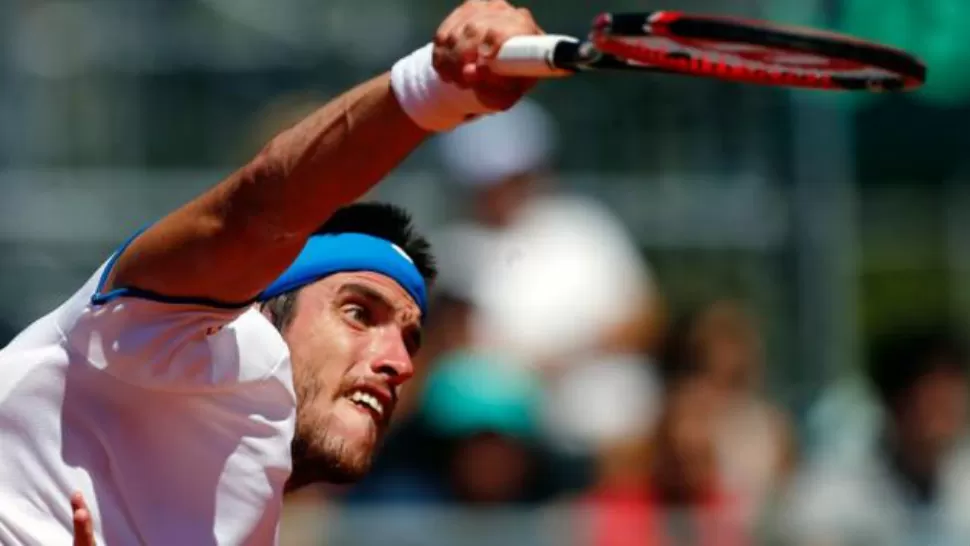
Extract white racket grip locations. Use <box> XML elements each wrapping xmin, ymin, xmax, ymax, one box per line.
<box><xmin>489</xmin><ymin>35</ymin><xmax>579</xmax><ymax>78</ymax></box>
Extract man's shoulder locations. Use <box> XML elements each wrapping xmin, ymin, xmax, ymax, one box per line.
<box><xmin>212</xmin><ymin>307</ymin><xmax>292</xmax><ymax>385</ymax></box>
<box><xmin>54</xmin><ymin>257</ymin><xmax>291</xmax><ymax>391</ymax></box>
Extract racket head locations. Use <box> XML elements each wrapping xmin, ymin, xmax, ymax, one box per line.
<box><xmin>588</xmin><ymin>11</ymin><xmax>927</xmax><ymax>92</ymax></box>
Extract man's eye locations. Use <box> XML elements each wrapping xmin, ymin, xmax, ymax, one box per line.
<box><xmin>343</xmin><ymin>304</ymin><xmax>371</xmax><ymax>325</ymax></box>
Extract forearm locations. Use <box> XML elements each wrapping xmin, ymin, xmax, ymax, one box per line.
<box><xmin>246</xmin><ymin>72</ymin><xmax>427</xmax><ymax>237</ymax></box>
<box><xmin>106</xmin><ymin>73</ymin><xmax>427</xmax><ymax>303</ymax></box>
<box><xmin>104</xmin><ymin>0</ymin><xmax>540</xmax><ymax>304</ymax></box>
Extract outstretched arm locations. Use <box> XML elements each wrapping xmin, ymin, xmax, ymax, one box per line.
<box><xmin>104</xmin><ymin>73</ymin><xmax>422</xmax><ymax>304</ymax></box>
<box><xmin>103</xmin><ymin>0</ymin><xmax>540</xmax><ymax>305</ymax></box>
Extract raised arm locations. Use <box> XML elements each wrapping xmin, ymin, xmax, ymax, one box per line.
<box><xmin>103</xmin><ymin>0</ymin><xmax>540</xmax><ymax>304</ymax></box>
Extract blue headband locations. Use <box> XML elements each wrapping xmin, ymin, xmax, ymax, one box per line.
<box><xmin>259</xmin><ymin>233</ymin><xmax>428</xmax><ymax>317</ymax></box>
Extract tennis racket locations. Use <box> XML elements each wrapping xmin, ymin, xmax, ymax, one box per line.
<box><xmin>489</xmin><ymin>11</ymin><xmax>926</xmax><ymax>92</ymax></box>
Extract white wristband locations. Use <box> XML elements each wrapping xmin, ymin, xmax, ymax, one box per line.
<box><xmin>390</xmin><ymin>43</ymin><xmax>495</xmax><ymax>132</ymax></box>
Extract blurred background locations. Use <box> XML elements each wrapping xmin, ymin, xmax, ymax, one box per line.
<box><xmin>3</xmin><ymin>0</ymin><xmax>970</xmax><ymax>544</ymax></box>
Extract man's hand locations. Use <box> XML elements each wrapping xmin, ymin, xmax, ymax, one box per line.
<box><xmin>433</xmin><ymin>0</ymin><xmax>542</xmax><ymax>111</ymax></box>
<box><xmin>71</xmin><ymin>492</ymin><xmax>96</xmax><ymax>546</ymax></box>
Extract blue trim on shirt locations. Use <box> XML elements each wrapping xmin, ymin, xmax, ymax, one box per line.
<box><xmin>90</xmin><ymin>225</ymin><xmax>256</xmax><ymax>309</ymax></box>
<box><xmin>91</xmin><ymin>225</ymin><xmax>149</xmax><ymax>306</ymax></box>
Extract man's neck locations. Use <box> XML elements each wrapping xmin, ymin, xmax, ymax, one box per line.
<box><xmin>284</xmin><ymin>468</ymin><xmax>318</xmax><ymax>494</ymax></box>
<box><xmin>285</xmin><ymin>447</ymin><xmax>362</xmax><ymax>493</ymax></box>
<box><xmin>285</xmin><ymin>442</ymin><xmax>323</xmax><ymax>493</ymax></box>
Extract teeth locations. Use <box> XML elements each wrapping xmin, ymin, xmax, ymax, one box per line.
<box><xmin>347</xmin><ymin>390</ymin><xmax>384</xmax><ymax>417</ymax></box>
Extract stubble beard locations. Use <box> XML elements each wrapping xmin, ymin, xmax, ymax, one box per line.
<box><xmin>288</xmin><ymin>377</ymin><xmax>376</xmax><ymax>488</ymax></box>
<box><xmin>291</xmin><ymin>418</ymin><xmax>375</xmax><ymax>485</ymax></box>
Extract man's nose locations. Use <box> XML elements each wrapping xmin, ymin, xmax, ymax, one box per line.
<box><xmin>370</xmin><ymin>337</ymin><xmax>414</xmax><ymax>386</ymax></box>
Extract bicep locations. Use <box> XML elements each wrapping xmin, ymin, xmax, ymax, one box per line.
<box><xmin>102</xmin><ymin>162</ymin><xmax>309</xmax><ymax>305</ymax></box>
<box><xmin>102</xmin><ymin>72</ymin><xmax>421</xmax><ymax>305</ymax></box>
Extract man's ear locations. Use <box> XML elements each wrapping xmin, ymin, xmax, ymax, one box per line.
<box><xmin>258</xmin><ymin>291</ymin><xmax>300</xmax><ymax>333</ymax></box>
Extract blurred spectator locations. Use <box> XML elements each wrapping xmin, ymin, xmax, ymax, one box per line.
<box><xmin>434</xmin><ymin>98</ymin><xmax>661</xmax><ymax>365</ymax></box>
<box><xmin>418</xmin><ymin>351</ymin><xmax>548</xmax><ymax>504</ymax></box>
<box><xmin>662</xmin><ymin>299</ymin><xmax>796</xmax><ymax>528</ymax></box>
<box><xmin>344</xmin><ymin>350</ymin><xmax>553</xmax><ymax>505</ymax></box>
<box><xmin>783</xmin><ymin>325</ymin><xmax>970</xmax><ymax>545</ymax></box>
<box><xmin>803</xmin><ymin>370</ymin><xmax>885</xmax><ymax>467</ymax></box>
<box><xmin>580</xmin><ymin>362</ymin><xmax>749</xmax><ymax>546</ymax></box>
<box><xmin>331</xmin><ymin>351</ymin><xmax>561</xmax><ymax>546</ymax></box>
<box><xmin>432</xmin><ymin>98</ymin><xmax>663</xmax><ymax>468</ymax></box>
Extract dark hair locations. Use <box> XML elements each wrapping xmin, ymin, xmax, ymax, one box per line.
<box><xmin>867</xmin><ymin>324</ymin><xmax>970</xmax><ymax>413</ymax></box>
<box><xmin>657</xmin><ymin>299</ymin><xmax>760</xmax><ymax>391</ymax></box>
<box><xmin>656</xmin><ymin>307</ymin><xmax>707</xmax><ymax>389</ymax></box>
<box><xmin>260</xmin><ymin>202</ymin><xmax>436</xmax><ymax>331</ymax></box>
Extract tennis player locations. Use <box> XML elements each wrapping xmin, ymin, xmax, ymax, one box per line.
<box><xmin>0</xmin><ymin>1</ymin><xmax>540</xmax><ymax>543</ymax></box>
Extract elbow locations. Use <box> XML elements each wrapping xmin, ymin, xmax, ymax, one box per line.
<box><xmin>247</xmin><ymin>140</ymin><xmax>286</xmax><ymax>187</ymax></box>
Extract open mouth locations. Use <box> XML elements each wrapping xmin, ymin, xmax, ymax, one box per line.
<box><xmin>344</xmin><ymin>388</ymin><xmax>387</xmax><ymax>422</ymax></box>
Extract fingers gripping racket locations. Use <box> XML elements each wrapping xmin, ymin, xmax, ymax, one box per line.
<box><xmin>489</xmin><ymin>11</ymin><xmax>926</xmax><ymax>92</ymax></box>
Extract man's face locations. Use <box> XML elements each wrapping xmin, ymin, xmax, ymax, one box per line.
<box><xmin>897</xmin><ymin>367</ymin><xmax>968</xmax><ymax>463</ymax></box>
<box><xmin>693</xmin><ymin>302</ymin><xmax>762</xmax><ymax>392</ymax></box>
<box><xmin>448</xmin><ymin>433</ymin><xmax>533</xmax><ymax>504</ymax></box>
<box><xmin>279</xmin><ymin>271</ymin><xmax>422</xmax><ymax>483</ymax></box>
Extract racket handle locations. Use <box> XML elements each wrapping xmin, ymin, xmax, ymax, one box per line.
<box><xmin>489</xmin><ymin>35</ymin><xmax>580</xmax><ymax>78</ymax></box>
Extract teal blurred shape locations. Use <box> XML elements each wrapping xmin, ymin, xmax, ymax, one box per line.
<box><xmin>769</xmin><ymin>0</ymin><xmax>970</xmax><ymax>107</ymax></box>
<box><xmin>419</xmin><ymin>351</ymin><xmax>544</xmax><ymax>441</ymax></box>
<box><xmin>838</xmin><ymin>0</ymin><xmax>970</xmax><ymax>106</ymax></box>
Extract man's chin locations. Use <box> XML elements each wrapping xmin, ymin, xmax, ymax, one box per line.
<box><xmin>319</xmin><ymin>444</ymin><xmax>375</xmax><ymax>485</ymax></box>
<box><xmin>289</xmin><ymin>432</ymin><xmax>379</xmax><ymax>489</ymax></box>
